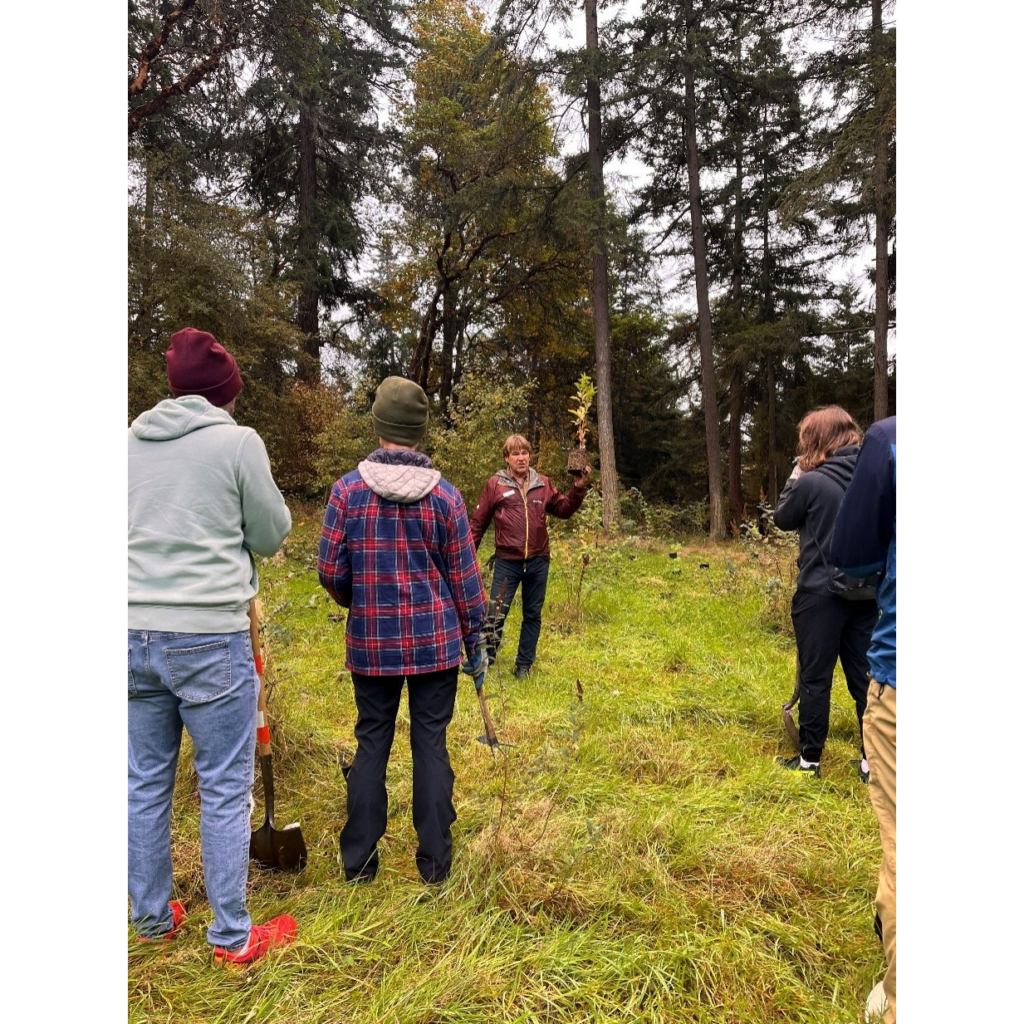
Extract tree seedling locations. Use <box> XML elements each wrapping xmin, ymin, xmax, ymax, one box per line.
<box><xmin>567</xmin><ymin>373</ymin><xmax>596</xmax><ymax>475</ymax></box>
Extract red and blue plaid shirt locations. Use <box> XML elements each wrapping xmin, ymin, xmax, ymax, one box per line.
<box><xmin>318</xmin><ymin>450</ymin><xmax>487</xmax><ymax>677</ymax></box>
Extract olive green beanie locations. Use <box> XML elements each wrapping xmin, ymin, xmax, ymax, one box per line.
<box><xmin>371</xmin><ymin>376</ymin><xmax>430</xmax><ymax>446</ymax></box>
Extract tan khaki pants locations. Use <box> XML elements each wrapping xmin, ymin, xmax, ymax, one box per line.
<box><xmin>863</xmin><ymin>681</ymin><xmax>896</xmax><ymax>1023</ymax></box>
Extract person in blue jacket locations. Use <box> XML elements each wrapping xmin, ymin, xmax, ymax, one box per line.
<box><xmin>831</xmin><ymin>415</ymin><xmax>896</xmax><ymax>1024</ymax></box>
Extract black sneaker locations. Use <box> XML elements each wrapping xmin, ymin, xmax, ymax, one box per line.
<box><xmin>850</xmin><ymin>758</ymin><xmax>870</xmax><ymax>783</ymax></box>
<box><xmin>776</xmin><ymin>754</ymin><xmax>820</xmax><ymax>778</ymax></box>
<box><xmin>417</xmin><ymin>854</ymin><xmax>451</xmax><ymax>885</ymax></box>
<box><xmin>513</xmin><ymin>664</ymin><xmax>531</xmax><ymax>679</ymax></box>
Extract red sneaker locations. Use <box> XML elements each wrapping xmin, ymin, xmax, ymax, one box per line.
<box><xmin>213</xmin><ymin>915</ymin><xmax>297</xmax><ymax>966</ymax></box>
<box><xmin>138</xmin><ymin>900</ymin><xmax>187</xmax><ymax>942</ymax></box>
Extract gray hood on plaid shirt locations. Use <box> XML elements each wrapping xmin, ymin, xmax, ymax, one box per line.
<box><xmin>358</xmin><ymin>458</ymin><xmax>441</xmax><ymax>503</ymax></box>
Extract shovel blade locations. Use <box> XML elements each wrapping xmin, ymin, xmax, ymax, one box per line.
<box><xmin>250</xmin><ymin>820</ymin><xmax>308</xmax><ymax>872</ymax></box>
<box><xmin>781</xmin><ymin>705</ymin><xmax>800</xmax><ymax>749</ymax></box>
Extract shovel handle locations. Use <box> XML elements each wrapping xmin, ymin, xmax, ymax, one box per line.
<box><xmin>249</xmin><ymin>603</ymin><xmax>272</xmax><ymax>757</ymax></box>
<box><xmin>476</xmin><ymin>687</ymin><xmax>499</xmax><ymax>747</ymax></box>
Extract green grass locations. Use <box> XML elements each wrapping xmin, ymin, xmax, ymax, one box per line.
<box><xmin>129</xmin><ymin>502</ymin><xmax>882</xmax><ymax>1023</ymax></box>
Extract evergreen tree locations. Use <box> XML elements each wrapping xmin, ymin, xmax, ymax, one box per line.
<box><xmin>378</xmin><ymin>0</ymin><xmax>596</xmax><ymax>437</ymax></box>
<box><xmin>235</xmin><ymin>0</ymin><xmax>407</xmax><ymax>379</ymax></box>
<box><xmin>783</xmin><ymin>0</ymin><xmax>896</xmax><ymax>421</ymax></box>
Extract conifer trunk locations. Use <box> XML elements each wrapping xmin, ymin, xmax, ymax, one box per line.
<box><xmin>728</xmin><ymin>364</ymin><xmax>744</xmax><ymax>526</ymax></box>
<box><xmin>871</xmin><ymin>0</ymin><xmax>890</xmax><ymax>421</ymax></box>
<box><xmin>297</xmin><ymin>105</ymin><xmax>321</xmax><ymax>380</ymax></box>
<box><xmin>585</xmin><ymin>0</ymin><xmax>620</xmax><ymax>536</ymax></box>
<box><xmin>683</xmin><ymin>1</ymin><xmax>725</xmax><ymax>539</ymax></box>
<box><xmin>728</xmin><ymin>111</ymin><xmax>744</xmax><ymax>528</ymax></box>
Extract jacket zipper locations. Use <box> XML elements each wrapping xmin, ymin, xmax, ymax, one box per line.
<box><xmin>519</xmin><ymin>480</ymin><xmax>529</xmax><ymax>558</ymax></box>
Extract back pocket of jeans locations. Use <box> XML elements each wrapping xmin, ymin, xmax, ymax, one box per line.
<box><xmin>166</xmin><ymin>640</ymin><xmax>231</xmax><ymax>704</ymax></box>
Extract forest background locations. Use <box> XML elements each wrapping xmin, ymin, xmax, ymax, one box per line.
<box><xmin>126</xmin><ymin>0</ymin><xmax>896</xmax><ymax>538</ymax></box>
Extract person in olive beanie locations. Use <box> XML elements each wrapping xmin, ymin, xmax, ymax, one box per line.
<box><xmin>370</xmin><ymin>375</ymin><xmax>430</xmax><ymax>447</ymax></box>
<box><xmin>128</xmin><ymin>327</ymin><xmax>297</xmax><ymax>965</ymax></box>
<box><xmin>318</xmin><ymin>376</ymin><xmax>487</xmax><ymax>884</ymax></box>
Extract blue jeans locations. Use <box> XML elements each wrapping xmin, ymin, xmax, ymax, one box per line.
<box><xmin>128</xmin><ymin>630</ymin><xmax>257</xmax><ymax>948</ymax></box>
<box><xmin>489</xmin><ymin>557</ymin><xmax>550</xmax><ymax>670</ymax></box>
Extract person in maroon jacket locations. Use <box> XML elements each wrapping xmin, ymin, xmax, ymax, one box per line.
<box><xmin>469</xmin><ymin>434</ymin><xmax>591</xmax><ymax>678</ymax></box>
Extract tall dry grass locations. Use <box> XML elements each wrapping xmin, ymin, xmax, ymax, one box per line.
<box><xmin>129</xmin><ymin>501</ymin><xmax>881</xmax><ymax>1023</ymax></box>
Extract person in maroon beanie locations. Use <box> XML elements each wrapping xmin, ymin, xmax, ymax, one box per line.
<box><xmin>128</xmin><ymin>327</ymin><xmax>296</xmax><ymax>965</ymax></box>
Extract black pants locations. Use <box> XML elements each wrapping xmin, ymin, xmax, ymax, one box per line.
<box><xmin>791</xmin><ymin>590</ymin><xmax>877</xmax><ymax>763</ymax></box>
<box><xmin>341</xmin><ymin>667</ymin><xmax>458</xmax><ymax>883</ymax></box>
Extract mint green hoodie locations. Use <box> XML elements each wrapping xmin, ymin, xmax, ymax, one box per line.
<box><xmin>128</xmin><ymin>395</ymin><xmax>291</xmax><ymax>633</ymax></box>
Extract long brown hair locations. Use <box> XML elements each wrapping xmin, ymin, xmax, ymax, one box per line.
<box><xmin>796</xmin><ymin>406</ymin><xmax>862</xmax><ymax>471</ymax></box>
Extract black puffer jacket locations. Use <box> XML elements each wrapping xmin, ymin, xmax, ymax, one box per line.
<box><xmin>773</xmin><ymin>444</ymin><xmax>860</xmax><ymax>595</ymax></box>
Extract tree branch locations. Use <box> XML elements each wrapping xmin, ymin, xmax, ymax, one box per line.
<box><xmin>128</xmin><ymin>26</ymin><xmax>240</xmax><ymax>135</ymax></box>
<box><xmin>128</xmin><ymin>0</ymin><xmax>200</xmax><ymax>98</ymax></box>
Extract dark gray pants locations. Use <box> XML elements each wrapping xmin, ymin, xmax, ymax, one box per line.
<box><xmin>341</xmin><ymin>667</ymin><xmax>458</xmax><ymax>883</ymax></box>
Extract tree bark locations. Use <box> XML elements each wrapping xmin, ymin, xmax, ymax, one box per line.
<box><xmin>728</xmin><ymin>106</ymin><xmax>744</xmax><ymax>529</ymax></box>
<box><xmin>728</xmin><ymin>364</ymin><xmax>744</xmax><ymax>527</ymax></box>
<box><xmin>128</xmin><ymin>26</ymin><xmax>239</xmax><ymax>135</ymax></box>
<box><xmin>683</xmin><ymin>2</ymin><xmax>725</xmax><ymax>539</ymax></box>
<box><xmin>439</xmin><ymin>286</ymin><xmax>457</xmax><ymax>418</ymax></box>
<box><xmin>297</xmin><ymin>104</ymin><xmax>321</xmax><ymax>380</ymax></box>
<box><xmin>411</xmin><ymin>280</ymin><xmax>443</xmax><ymax>388</ymax></box>
<box><xmin>766</xmin><ymin>354</ymin><xmax>778</xmax><ymax>506</ymax></box>
<box><xmin>871</xmin><ymin>0</ymin><xmax>890</xmax><ymax>421</ymax></box>
<box><xmin>585</xmin><ymin>0</ymin><xmax>620</xmax><ymax>536</ymax></box>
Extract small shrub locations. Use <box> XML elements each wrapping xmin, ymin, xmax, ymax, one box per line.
<box><xmin>548</xmin><ymin>492</ymin><xmax>603</xmax><ymax>629</ymax></box>
<box><xmin>737</xmin><ymin>503</ymin><xmax>798</xmax><ymax>636</ymax></box>
<box><xmin>308</xmin><ymin>379</ymin><xmax>378</xmax><ymax>494</ymax></box>
<box><xmin>619</xmin><ymin>489</ymin><xmax>709</xmax><ymax>540</ymax></box>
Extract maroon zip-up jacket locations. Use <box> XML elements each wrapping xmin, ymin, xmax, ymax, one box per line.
<box><xmin>469</xmin><ymin>467</ymin><xmax>586</xmax><ymax>561</ymax></box>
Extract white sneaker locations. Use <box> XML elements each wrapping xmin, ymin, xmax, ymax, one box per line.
<box><xmin>864</xmin><ymin>980</ymin><xmax>888</xmax><ymax>1021</ymax></box>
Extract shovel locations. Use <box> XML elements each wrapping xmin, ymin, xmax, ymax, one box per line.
<box><xmin>475</xmin><ymin>675</ymin><xmax>508</xmax><ymax>757</ymax></box>
<box><xmin>781</xmin><ymin>656</ymin><xmax>801</xmax><ymax>750</ymax></box>
<box><xmin>248</xmin><ymin>603</ymin><xmax>307</xmax><ymax>871</ymax></box>
<box><xmin>473</xmin><ymin>584</ymin><xmax>513</xmax><ymax>758</ymax></box>
<box><xmin>475</xmin><ymin>673</ymin><xmax>513</xmax><ymax>759</ymax></box>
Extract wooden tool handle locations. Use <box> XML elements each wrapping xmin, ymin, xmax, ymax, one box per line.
<box><xmin>249</xmin><ymin>602</ymin><xmax>272</xmax><ymax>756</ymax></box>
<box><xmin>477</xmin><ymin>688</ymin><xmax>499</xmax><ymax>747</ymax></box>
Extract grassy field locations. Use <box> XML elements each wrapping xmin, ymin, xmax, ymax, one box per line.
<box><xmin>128</xmin><ymin>499</ymin><xmax>883</xmax><ymax>1024</ymax></box>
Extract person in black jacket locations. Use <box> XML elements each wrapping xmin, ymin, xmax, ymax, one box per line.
<box><xmin>772</xmin><ymin>406</ymin><xmax>877</xmax><ymax>780</ymax></box>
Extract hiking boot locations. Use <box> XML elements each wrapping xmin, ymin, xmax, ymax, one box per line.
<box><xmin>341</xmin><ymin>839</ymin><xmax>379</xmax><ymax>883</ymax></box>
<box><xmin>417</xmin><ymin>854</ymin><xmax>451</xmax><ymax>885</ymax></box>
<box><xmin>776</xmin><ymin>754</ymin><xmax>820</xmax><ymax>778</ymax></box>
<box><xmin>345</xmin><ymin>867</ymin><xmax>378</xmax><ymax>884</ymax></box>
<box><xmin>137</xmin><ymin>900</ymin><xmax>187</xmax><ymax>942</ymax></box>
<box><xmin>851</xmin><ymin>758</ymin><xmax>870</xmax><ymax>783</ymax></box>
<box><xmin>513</xmin><ymin>664</ymin><xmax>531</xmax><ymax>679</ymax></box>
<box><xmin>213</xmin><ymin>915</ymin><xmax>297</xmax><ymax>967</ymax></box>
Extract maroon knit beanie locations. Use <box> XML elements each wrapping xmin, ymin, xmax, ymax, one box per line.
<box><xmin>165</xmin><ymin>328</ymin><xmax>243</xmax><ymax>407</ymax></box>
